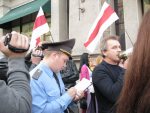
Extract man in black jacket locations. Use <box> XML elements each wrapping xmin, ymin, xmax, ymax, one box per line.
<box><xmin>0</xmin><ymin>31</ymin><xmax>31</xmax><ymax>113</ymax></box>
<box><xmin>61</xmin><ymin>58</ymin><xmax>79</xmax><ymax>89</ymax></box>
<box><xmin>92</xmin><ymin>35</ymin><xmax>128</xmax><ymax>113</ymax></box>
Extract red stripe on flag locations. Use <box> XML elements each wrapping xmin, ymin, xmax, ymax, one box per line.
<box><xmin>33</xmin><ymin>15</ymin><xmax>47</xmax><ymax>30</ymax></box>
<box><xmin>84</xmin><ymin>6</ymin><xmax>114</xmax><ymax>47</ymax></box>
<box><xmin>36</xmin><ymin>37</ymin><xmax>41</xmax><ymax>46</ymax></box>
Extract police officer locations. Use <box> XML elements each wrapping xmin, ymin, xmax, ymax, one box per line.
<box><xmin>0</xmin><ymin>31</ymin><xmax>31</xmax><ymax>113</ymax></box>
<box><xmin>30</xmin><ymin>39</ymin><xmax>84</xmax><ymax>113</ymax></box>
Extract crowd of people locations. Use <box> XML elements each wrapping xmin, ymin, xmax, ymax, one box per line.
<box><xmin>0</xmin><ymin>9</ymin><xmax>150</xmax><ymax>113</ymax></box>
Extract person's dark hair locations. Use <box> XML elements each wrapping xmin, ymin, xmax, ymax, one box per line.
<box><xmin>79</xmin><ymin>53</ymin><xmax>89</xmax><ymax>72</ymax></box>
<box><xmin>100</xmin><ymin>35</ymin><xmax>119</xmax><ymax>57</ymax></box>
<box><xmin>116</xmin><ymin>9</ymin><xmax>150</xmax><ymax>113</ymax></box>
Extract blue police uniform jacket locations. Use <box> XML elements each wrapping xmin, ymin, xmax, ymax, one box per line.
<box><xmin>30</xmin><ymin>62</ymin><xmax>73</xmax><ymax>113</ymax></box>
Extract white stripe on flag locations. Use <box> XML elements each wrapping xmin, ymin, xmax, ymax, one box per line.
<box><xmin>30</xmin><ymin>7</ymin><xmax>50</xmax><ymax>50</ymax></box>
<box><xmin>30</xmin><ymin>23</ymin><xmax>49</xmax><ymax>49</ymax></box>
<box><xmin>87</xmin><ymin>2</ymin><xmax>109</xmax><ymax>37</ymax></box>
<box><xmin>31</xmin><ymin>23</ymin><xmax>49</xmax><ymax>39</ymax></box>
<box><xmin>37</xmin><ymin>7</ymin><xmax>45</xmax><ymax>17</ymax></box>
<box><xmin>84</xmin><ymin>2</ymin><xmax>119</xmax><ymax>53</ymax></box>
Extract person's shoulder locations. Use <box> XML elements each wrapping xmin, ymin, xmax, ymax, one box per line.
<box><xmin>92</xmin><ymin>61</ymin><xmax>106</xmax><ymax>75</ymax></box>
<box><xmin>30</xmin><ymin>63</ymin><xmax>49</xmax><ymax>80</ymax></box>
<box><xmin>81</xmin><ymin>64</ymin><xmax>89</xmax><ymax>70</ymax></box>
<box><xmin>94</xmin><ymin>61</ymin><xmax>105</xmax><ymax>70</ymax></box>
<box><xmin>32</xmin><ymin>69</ymin><xmax>43</xmax><ymax>80</ymax></box>
<box><xmin>30</xmin><ymin>65</ymin><xmax>44</xmax><ymax>80</ymax></box>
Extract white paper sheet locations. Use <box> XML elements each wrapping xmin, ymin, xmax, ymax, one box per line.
<box><xmin>75</xmin><ymin>78</ymin><xmax>92</xmax><ymax>91</ymax></box>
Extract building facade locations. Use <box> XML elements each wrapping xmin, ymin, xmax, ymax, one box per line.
<box><xmin>0</xmin><ymin>0</ymin><xmax>149</xmax><ymax>63</ymax></box>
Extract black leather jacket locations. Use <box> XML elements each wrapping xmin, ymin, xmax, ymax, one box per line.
<box><xmin>61</xmin><ymin>60</ymin><xmax>79</xmax><ymax>89</ymax></box>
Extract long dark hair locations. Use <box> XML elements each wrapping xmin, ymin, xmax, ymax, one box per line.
<box><xmin>116</xmin><ymin>10</ymin><xmax>150</xmax><ymax>113</ymax></box>
<box><xmin>79</xmin><ymin>53</ymin><xmax>89</xmax><ymax>72</ymax></box>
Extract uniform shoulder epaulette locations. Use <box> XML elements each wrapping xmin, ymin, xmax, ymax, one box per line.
<box><xmin>32</xmin><ymin>69</ymin><xmax>42</xmax><ymax>80</ymax></box>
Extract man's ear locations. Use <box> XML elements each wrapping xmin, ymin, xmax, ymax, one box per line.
<box><xmin>102</xmin><ymin>51</ymin><xmax>107</xmax><ymax>57</ymax></box>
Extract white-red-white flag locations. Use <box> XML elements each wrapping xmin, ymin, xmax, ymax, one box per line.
<box><xmin>84</xmin><ymin>2</ymin><xmax>119</xmax><ymax>52</ymax></box>
<box><xmin>30</xmin><ymin>7</ymin><xmax>50</xmax><ymax>50</ymax></box>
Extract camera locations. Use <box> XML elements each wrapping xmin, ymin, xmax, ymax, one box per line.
<box><xmin>4</xmin><ymin>33</ymin><xmax>29</xmax><ymax>53</ymax></box>
<box><xmin>118</xmin><ymin>52</ymin><xmax>128</xmax><ymax>60</ymax></box>
<box><xmin>118</xmin><ymin>48</ymin><xmax>133</xmax><ymax>60</ymax></box>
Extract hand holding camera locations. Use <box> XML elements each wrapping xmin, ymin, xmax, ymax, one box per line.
<box><xmin>3</xmin><ymin>32</ymin><xmax>29</xmax><ymax>53</ymax></box>
<box><xmin>0</xmin><ymin>31</ymin><xmax>29</xmax><ymax>58</ymax></box>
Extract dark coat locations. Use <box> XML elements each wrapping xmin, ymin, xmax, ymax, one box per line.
<box><xmin>92</xmin><ymin>60</ymin><xmax>125</xmax><ymax>113</ymax></box>
<box><xmin>0</xmin><ymin>58</ymin><xmax>31</xmax><ymax>113</ymax></box>
<box><xmin>0</xmin><ymin>58</ymin><xmax>8</xmax><ymax>83</ymax></box>
<box><xmin>61</xmin><ymin>60</ymin><xmax>79</xmax><ymax>89</ymax></box>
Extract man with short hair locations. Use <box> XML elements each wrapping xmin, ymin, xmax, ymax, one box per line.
<box><xmin>92</xmin><ymin>35</ymin><xmax>128</xmax><ymax>113</ymax></box>
<box><xmin>30</xmin><ymin>39</ymin><xmax>84</xmax><ymax>113</ymax></box>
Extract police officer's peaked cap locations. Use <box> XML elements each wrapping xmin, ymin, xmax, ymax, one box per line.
<box><xmin>41</xmin><ymin>38</ymin><xmax>75</xmax><ymax>57</ymax></box>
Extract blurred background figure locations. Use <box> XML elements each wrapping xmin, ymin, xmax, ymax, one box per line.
<box><xmin>89</xmin><ymin>56</ymin><xmax>97</xmax><ymax>71</ymax></box>
<box><xmin>79</xmin><ymin>53</ymin><xmax>91</xmax><ymax>80</ymax></box>
<box><xmin>96</xmin><ymin>55</ymin><xmax>103</xmax><ymax>65</ymax></box>
<box><xmin>25</xmin><ymin>42</ymin><xmax>44</xmax><ymax>71</ymax></box>
<box><xmin>29</xmin><ymin>48</ymin><xmax>43</xmax><ymax>71</ymax></box>
<box><xmin>79</xmin><ymin>53</ymin><xmax>98</xmax><ymax>113</ymax></box>
<box><xmin>79</xmin><ymin>53</ymin><xmax>91</xmax><ymax>113</ymax></box>
<box><xmin>89</xmin><ymin>55</ymin><xmax>103</xmax><ymax>71</ymax></box>
<box><xmin>61</xmin><ymin>57</ymin><xmax>79</xmax><ymax>89</ymax></box>
<box><xmin>60</xmin><ymin>57</ymin><xmax>79</xmax><ymax>113</ymax></box>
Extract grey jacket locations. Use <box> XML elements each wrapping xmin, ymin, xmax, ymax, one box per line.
<box><xmin>0</xmin><ymin>57</ymin><xmax>31</xmax><ymax>113</ymax></box>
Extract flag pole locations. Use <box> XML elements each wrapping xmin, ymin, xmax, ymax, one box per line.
<box><xmin>49</xmin><ymin>31</ymin><xmax>54</xmax><ymax>43</ymax></box>
<box><xmin>125</xmin><ymin>30</ymin><xmax>134</xmax><ymax>46</ymax></box>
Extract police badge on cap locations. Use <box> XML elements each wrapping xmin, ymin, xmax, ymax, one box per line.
<box><xmin>41</xmin><ymin>39</ymin><xmax>75</xmax><ymax>57</ymax></box>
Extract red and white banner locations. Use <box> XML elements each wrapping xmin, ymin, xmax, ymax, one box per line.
<box><xmin>30</xmin><ymin>7</ymin><xmax>50</xmax><ymax>50</ymax></box>
<box><xmin>84</xmin><ymin>2</ymin><xmax>119</xmax><ymax>52</ymax></box>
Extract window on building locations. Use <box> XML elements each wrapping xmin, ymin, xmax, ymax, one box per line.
<box><xmin>142</xmin><ymin>0</ymin><xmax>150</xmax><ymax>13</ymax></box>
<box><xmin>22</xmin><ymin>22</ymin><xmax>33</xmax><ymax>38</ymax></box>
<box><xmin>12</xmin><ymin>26</ymin><xmax>20</xmax><ymax>33</ymax></box>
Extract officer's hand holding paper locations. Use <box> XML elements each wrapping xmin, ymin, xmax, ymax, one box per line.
<box><xmin>73</xmin><ymin>78</ymin><xmax>92</xmax><ymax>101</ymax></box>
<box><xmin>75</xmin><ymin>78</ymin><xmax>92</xmax><ymax>92</ymax></box>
